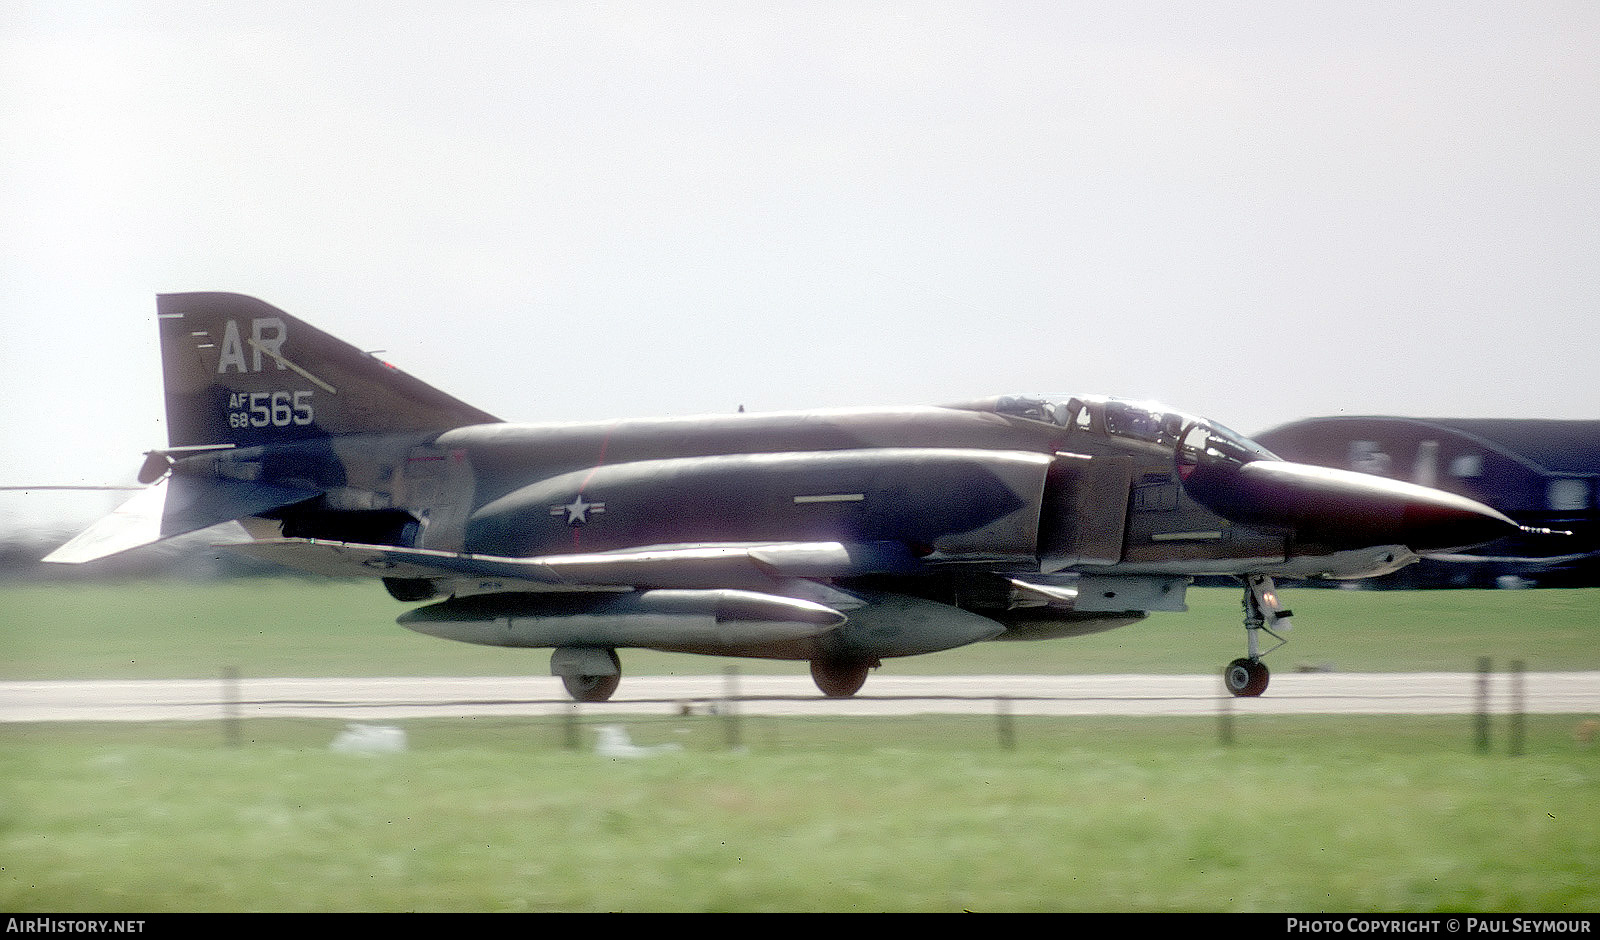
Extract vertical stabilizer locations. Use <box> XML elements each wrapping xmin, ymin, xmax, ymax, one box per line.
<box><xmin>46</xmin><ymin>293</ymin><xmax>500</xmax><ymax>564</ymax></box>
<box><xmin>158</xmin><ymin>292</ymin><xmax>499</xmax><ymax>449</ymax></box>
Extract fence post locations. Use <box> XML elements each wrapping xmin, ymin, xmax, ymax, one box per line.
<box><xmin>221</xmin><ymin>666</ymin><xmax>241</xmax><ymax>748</ymax></box>
<box><xmin>722</xmin><ymin>666</ymin><xmax>742</xmax><ymax>751</ymax></box>
<box><xmin>1475</xmin><ymin>657</ymin><xmax>1492</xmax><ymax>754</ymax></box>
<box><xmin>562</xmin><ymin>702</ymin><xmax>579</xmax><ymax>750</ymax></box>
<box><xmin>1509</xmin><ymin>660</ymin><xmax>1525</xmax><ymax>757</ymax></box>
<box><xmin>996</xmin><ymin>696</ymin><xmax>1015</xmax><ymax>751</ymax></box>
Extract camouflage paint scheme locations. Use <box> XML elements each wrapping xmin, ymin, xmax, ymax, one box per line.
<box><xmin>49</xmin><ymin>294</ymin><xmax>1524</xmax><ymax>700</ymax></box>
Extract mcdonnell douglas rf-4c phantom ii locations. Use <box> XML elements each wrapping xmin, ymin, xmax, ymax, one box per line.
<box><xmin>48</xmin><ymin>293</ymin><xmax>1534</xmax><ymax>700</ymax></box>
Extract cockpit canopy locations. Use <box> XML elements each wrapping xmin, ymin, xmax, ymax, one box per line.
<box><xmin>989</xmin><ymin>394</ymin><xmax>1278</xmax><ymax>466</ymax></box>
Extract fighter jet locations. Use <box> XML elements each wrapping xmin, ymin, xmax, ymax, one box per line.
<box><xmin>47</xmin><ymin>293</ymin><xmax>1527</xmax><ymax>701</ymax></box>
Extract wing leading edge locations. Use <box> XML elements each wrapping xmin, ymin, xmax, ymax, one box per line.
<box><xmin>225</xmin><ymin>536</ymin><xmax>925</xmax><ymax>591</ymax></box>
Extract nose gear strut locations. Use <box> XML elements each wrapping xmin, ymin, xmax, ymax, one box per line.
<box><xmin>1225</xmin><ymin>574</ymin><xmax>1292</xmax><ymax>697</ymax></box>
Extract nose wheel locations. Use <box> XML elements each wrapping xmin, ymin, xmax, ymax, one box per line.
<box><xmin>1226</xmin><ymin>575</ymin><xmax>1291</xmax><ymax>698</ymax></box>
<box><xmin>1225</xmin><ymin>657</ymin><xmax>1270</xmax><ymax>697</ymax></box>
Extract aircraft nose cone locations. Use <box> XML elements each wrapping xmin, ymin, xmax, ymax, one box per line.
<box><xmin>1388</xmin><ymin>486</ymin><xmax>1522</xmax><ymax>552</ymax></box>
<box><xmin>1183</xmin><ymin>459</ymin><xmax>1519</xmax><ymax>553</ymax></box>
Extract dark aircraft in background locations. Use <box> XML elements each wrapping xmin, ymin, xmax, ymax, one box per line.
<box><xmin>1255</xmin><ymin>416</ymin><xmax>1599</xmax><ymax>588</ymax></box>
<box><xmin>48</xmin><ymin>294</ymin><xmax>1533</xmax><ymax>700</ymax></box>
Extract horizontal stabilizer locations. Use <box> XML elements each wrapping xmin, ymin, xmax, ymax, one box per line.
<box><xmin>44</xmin><ymin>475</ymin><xmax>321</xmax><ymax>564</ymax></box>
<box><xmin>226</xmin><ymin>538</ymin><xmax>923</xmax><ymax>588</ymax></box>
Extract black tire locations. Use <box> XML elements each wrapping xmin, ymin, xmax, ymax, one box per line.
<box><xmin>1224</xmin><ymin>657</ymin><xmax>1270</xmax><ymax>697</ymax></box>
<box><xmin>561</xmin><ymin>650</ymin><xmax>622</xmax><ymax>702</ymax></box>
<box><xmin>810</xmin><ymin>659</ymin><xmax>871</xmax><ymax>698</ymax></box>
<box><xmin>382</xmin><ymin>577</ymin><xmax>437</xmax><ymax>602</ymax></box>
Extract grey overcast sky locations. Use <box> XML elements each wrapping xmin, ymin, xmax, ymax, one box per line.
<box><xmin>3</xmin><ymin>1</ymin><xmax>1598</xmax><ymax>512</ymax></box>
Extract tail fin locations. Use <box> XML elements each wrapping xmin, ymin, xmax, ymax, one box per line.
<box><xmin>45</xmin><ymin>294</ymin><xmax>499</xmax><ymax>565</ymax></box>
<box><xmin>158</xmin><ymin>292</ymin><xmax>498</xmax><ymax>449</ymax></box>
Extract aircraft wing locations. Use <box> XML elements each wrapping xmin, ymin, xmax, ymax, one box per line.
<box><xmin>226</xmin><ymin>537</ymin><xmax>925</xmax><ymax>592</ymax></box>
<box><xmin>1422</xmin><ymin>551</ymin><xmax>1593</xmax><ymax>565</ymax></box>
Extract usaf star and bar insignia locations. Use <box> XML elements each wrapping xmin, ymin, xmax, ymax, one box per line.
<box><xmin>550</xmin><ymin>495</ymin><xmax>606</xmax><ymax>526</ymax></box>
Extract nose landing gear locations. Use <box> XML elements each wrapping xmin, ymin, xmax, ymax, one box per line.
<box><xmin>1224</xmin><ymin>657</ymin><xmax>1270</xmax><ymax>697</ymax></box>
<box><xmin>1225</xmin><ymin>575</ymin><xmax>1292</xmax><ymax>697</ymax></box>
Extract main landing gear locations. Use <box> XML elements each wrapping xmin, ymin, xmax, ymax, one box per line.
<box><xmin>552</xmin><ymin>647</ymin><xmax>622</xmax><ymax>703</ymax></box>
<box><xmin>1225</xmin><ymin>575</ymin><xmax>1292</xmax><ymax>698</ymax></box>
<box><xmin>810</xmin><ymin>657</ymin><xmax>879</xmax><ymax>698</ymax></box>
<box><xmin>549</xmin><ymin>649</ymin><xmax>883</xmax><ymax>702</ymax></box>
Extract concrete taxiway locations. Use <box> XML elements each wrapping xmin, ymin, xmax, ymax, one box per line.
<box><xmin>2</xmin><ymin>672</ymin><xmax>1596</xmax><ymax>722</ymax></box>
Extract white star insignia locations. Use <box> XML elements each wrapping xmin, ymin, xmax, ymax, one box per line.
<box><xmin>550</xmin><ymin>495</ymin><xmax>606</xmax><ymax>525</ymax></box>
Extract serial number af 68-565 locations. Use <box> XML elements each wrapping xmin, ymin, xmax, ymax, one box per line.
<box><xmin>227</xmin><ymin>390</ymin><xmax>315</xmax><ymax>429</ymax></box>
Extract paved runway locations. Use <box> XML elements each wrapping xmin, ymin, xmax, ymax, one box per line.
<box><xmin>2</xmin><ymin>671</ymin><xmax>1596</xmax><ymax>721</ymax></box>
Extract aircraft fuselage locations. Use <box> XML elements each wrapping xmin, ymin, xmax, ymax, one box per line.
<box><xmin>51</xmin><ymin>294</ymin><xmax>1526</xmax><ymax>700</ymax></box>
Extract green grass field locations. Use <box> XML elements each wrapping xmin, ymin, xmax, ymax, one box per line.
<box><xmin>2</xmin><ymin>579</ymin><xmax>1597</xmax><ymax>912</ymax></box>
<box><xmin>4</xmin><ymin>715</ymin><xmax>1598</xmax><ymax>912</ymax></box>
